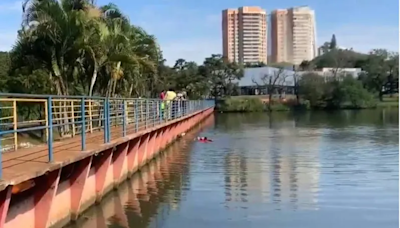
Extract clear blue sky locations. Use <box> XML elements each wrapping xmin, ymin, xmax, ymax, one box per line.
<box><xmin>0</xmin><ymin>0</ymin><xmax>398</xmax><ymax>65</ymax></box>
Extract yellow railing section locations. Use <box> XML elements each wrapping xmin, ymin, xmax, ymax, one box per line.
<box><xmin>0</xmin><ymin>95</ymin><xmax>212</xmax><ymax>154</ymax></box>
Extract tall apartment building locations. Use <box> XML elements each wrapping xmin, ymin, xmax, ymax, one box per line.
<box><xmin>270</xmin><ymin>6</ymin><xmax>317</xmax><ymax>65</ymax></box>
<box><xmin>222</xmin><ymin>7</ymin><xmax>267</xmax><ymax>64</ymax></box>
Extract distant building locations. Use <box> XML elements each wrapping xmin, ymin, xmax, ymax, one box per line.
<box><xmin>236</xmin><ymin>66</ymin><xmax>297</xmax><ymax>95</ymax></box>
<box><xmin>222</xmin><ymin>6</ymin><xmax>268</xmax><ymax>64</ymax></box>
<box><xmin>234</xmin><ymin>67</ymin><xmax>363</xmax><ymax>96</ymax></box>
<box><xmin>270</xmin><ymin>6</ymin><xmax>317</xmax><ymax>64</ymax></box>
<box><xmin>317</xmin><ymin>47</ymin><xmax>327</xmax><ymax>56</ymax></box>
<box><xmin>305</xmin><ymin>67</ymin><xmax>362</xmax><ymax>80</ymax></box>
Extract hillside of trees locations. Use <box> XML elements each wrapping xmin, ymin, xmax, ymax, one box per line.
<box><xmin>0</xmin><ymin>0</ymin><xmax>243</xmax><ymax>99</ymax></box>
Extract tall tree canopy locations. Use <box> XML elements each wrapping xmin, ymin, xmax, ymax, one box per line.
<box><xmin>329</xmin><ymin>34</ymin><xmax>337</xmax><ymax>49</ymax></box>
<box><xmin>3</xmin><ymin>0</ymin><xmax>242</xmax><ymax>99</ymax></box>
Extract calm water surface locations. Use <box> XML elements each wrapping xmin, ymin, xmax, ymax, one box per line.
<box><xmin>68</xmin><ymin>109</ymin><xmax>399</xmax><ymax>228</ymax></box>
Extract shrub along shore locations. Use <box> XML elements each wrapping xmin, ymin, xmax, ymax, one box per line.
<box><xmin>216</xmin><ymin>96</ymin><xmax>398</xmax><ymax>113</ymax></box>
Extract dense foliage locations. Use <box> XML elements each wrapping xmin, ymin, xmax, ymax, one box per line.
<box><xmin>244</xmin><ymin>46</ymin><xmax>398</xmax><ymax>111</ymax></box>
<box><xmin>299</xmin><ymin>73</ymin><xmax>376</xmax><ymax>109</ymax></box>
<box><xmin>216</xmin><ymin>97</ymin><xmax>265</xmax><ymax>112</ymax></box>
<box><xmin>0</xmin><ymin>0</ymin><xmax>242</xmax><ymax>99</ymax></box>
<box><xmin>298</xmin><ymin>49</ymin><xmax>399</xmax><ymax>107</ymax></box>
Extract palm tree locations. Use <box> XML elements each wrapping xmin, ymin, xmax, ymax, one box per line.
<box><xmin>18</xmin><ymin>0</ymin><xmax>104</xmax><ymax>95</ymax></box>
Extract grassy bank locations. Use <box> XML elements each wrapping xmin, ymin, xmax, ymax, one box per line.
<box><xmin>216</xmin><ymin>96</ymin><xmax>398</xmax><ymax>113</ymax></box>
<box><xmin>377</xmin><ymin>97</ymin><xmax>399</xmax><ymax>108</ymax></box>
<box><xmin>215</xmin><ymin>97</ymin><xmax>299</xmax><ymax>112</ymax></box>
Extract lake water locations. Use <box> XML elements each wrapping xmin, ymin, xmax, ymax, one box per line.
<box><xmin>66</xmin><ymin>109</ymin><xmax>399</xmax><ymax>228</ymax></box>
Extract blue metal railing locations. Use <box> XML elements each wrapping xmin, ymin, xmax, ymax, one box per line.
<box><xmin>0</xmin><ymin>93</ymin><xmax>215</xmax><ymax>178</ymax></box>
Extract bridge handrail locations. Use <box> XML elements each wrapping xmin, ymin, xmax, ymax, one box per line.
<box><xmin>0</xmin><ymin>93</ymin><xmax>215</xmax><ymax>178</ymax></box>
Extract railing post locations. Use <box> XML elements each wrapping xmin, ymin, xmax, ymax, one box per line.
<box><xmin>145</xmin><ymin>100</ymin><xmax>148</xmax><ymax>129</ymax></box>
<box><xmin>106</xmin><ymin>99</ymin><xmax>110</xmax><ymax>142</ymax></box>
<box><xmin>71</xmin><ymin>101</ymin><xmax>75</xmax><ymax>136</ymax></box>
<box><xmin>159</xmin><ymin>100</ymin><xmax>162</xmax><ymax>124</ymax></box>
<box><xmin>171</xmin><ymin>101</ymin><xmax>175</xmax><ymax>120</ymax></box>
<box><xmin>103</xmin><ymin>98</ymin><xmax>107</xmax><ymax>143</ymax></box>
<box><xmin>153</xmin><ymin>101</ymin><xmax>156</xmax><ymax>126</ymax></box>
<box><xmin>122</xmin><ymin>100</ymin><xmax>126</xmax><ymax>137</ymax></box>
<box><xmin>81</xmin><ymin>98</ymin><xmax>86</xmax><ymax>151</ymax></box>
<box><xmin>185</xmin><ymin>100</ymin><xmax>187</xmax><ymax>115</ymax></box>
<box><xmin>0</xmin><ymin>102</ymin><xmax>2</xmax><ymax>179</ymax></box>
<box><xmin>13</xmin><ymin>100</ymin><xmax>17</xmax><ymax>150</ymax></box>
<box><xmin>47</xmin><ymin>96</ymin><xmax>54</xmax><ymax>162</ymax></box>
<box><xmin>134</xmin><ymin>100</ymin><xmax>138</xmax><ymax>132</ymax></box>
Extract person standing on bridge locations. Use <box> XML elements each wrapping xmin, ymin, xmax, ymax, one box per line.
<box><xmin>164</xmin><ymin>88</ymin><xmax>176</xmax><ymax>120</ymax></box>
<box><xmin>160</xmin><ymin>90</ymin><xmax>166</xmax><ymax>119</ymax></box>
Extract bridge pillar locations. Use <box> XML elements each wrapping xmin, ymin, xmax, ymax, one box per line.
<box><xmin>164</xmin><ymin>125</ymin><xmax>173</xmax><ymax>147</ymax></box>
<box><xmin>0</xmin><ymin>186</ymin><xmax>11</xmax><ymax>228</ymax></box>
<box><xmin>160</xmin><ymin>126</ymin><xmax>169</xmax><ymax>150</ymax></box>
<box><xmin>34</xmin><ymin>169</ymin><xmax>61</xmax><ymax>228</ymax></box>
<box><xmin>154</xmin><ymin>128</ymin><xmax>165</xmax><ymax>154</ymax></box>
<box><xmin>126</xmin><ymin>137</ymin><xmax>140</xmax><ymax>175</ymax></box>
<box><xmin>94</xmin><ymin>149</ymin><xmax>113</xmax><ymax>203</ymax></box>
<box><xmin>137</xmin><ymin>133</ymin><xmax>150</xmax><ymax>168</ymax></box>
<box><xmin>112</xmin><ymin>142</ymin><xmax>129</xmax><ymax>188</ymax></box>
<box><xmin>147</xmin><ymin>131</ymin><xmax>157</xmax><ymax>162</ymax></box>
<box><xmin>70</xmin><ymin>157</ymin><xmax>92</xmax><ymax>220</ymax></box>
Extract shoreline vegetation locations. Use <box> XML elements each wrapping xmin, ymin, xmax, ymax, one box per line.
<box><xmin>216</xmin><ymin>95</ymin><xmax>398</xmax><ymax>113</ymax></box>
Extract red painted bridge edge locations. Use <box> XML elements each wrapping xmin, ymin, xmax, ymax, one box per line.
<box><xmin>0</xmin><ymin>107</ymin><xmax>214</xmax><ymax>228</ymax></box>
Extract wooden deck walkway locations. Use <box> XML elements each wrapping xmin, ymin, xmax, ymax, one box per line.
<box><xmin>0</xmin><ymin>111</ymin><xmax>203</xmax><ymax>190</ymax></box>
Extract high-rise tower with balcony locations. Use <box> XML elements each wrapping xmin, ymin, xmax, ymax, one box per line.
<box><xmin>222</xmin><ymin>7</ymin><xmax>267</xmax><ymax>64</ymax></box>
<box><xmin>270</xmin><ymin>6</ymin><xmax>317</xmax><ymax>65</ymax></box>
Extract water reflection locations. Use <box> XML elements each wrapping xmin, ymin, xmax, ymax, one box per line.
<box><xmin>65</xmin><ymin>116</ymin><xmax>215</xmax><ymax>228</ymax></box>
<box><xmin>223</xmin><ymin>119</ymin><xmax>321</xmax><ymax>211</ymax></box>
<box><xmin>67</xmin><ymin>109</ymin><xmax>398</xmax><ymax>228</ymax></box>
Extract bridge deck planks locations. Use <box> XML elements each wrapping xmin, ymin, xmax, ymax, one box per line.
<box><xmin>0</xmin><ymin>111</ymin><xmax>200</xmax><ymax>191</ymax></box>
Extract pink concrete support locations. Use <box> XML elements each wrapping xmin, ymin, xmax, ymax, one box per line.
<box><xmin>137</xmin><ymin>133</ymin><xmax>150</xmax><ymax>167</ymax></box>
<box><xmin>126</xmin><ymin>137</ymin><xmax>140</xmax><ymax>174</ymax></box>
<box><xmin>152</xmin><ymin>129</ymin><xmax>162</xmax><ymax>158</ymax></box>
<box><xmin>94</xmin><ymin>149</ymin><xmax>113</xmax><ymax>203</ymax></box>
<box><xmin>158</xmin><ymin>127</ymin><xmax>167</xmax><ymax>151</ymax></box>
<box><xmin>0</xmin><ymin>186</ymin><xmax>11</xmax><ymax>228</ymax></box>
<box><xmin>164</xmin><ymin>125</ymin><xmax>172</xmax><ymax>146</ymax></box>
<box><xmin>34</xmin><ymin>169</ymin><xmax>61</xmax><ymax>228</ymax></box>
<box><xmin>146</xmin><ymin>131</ymin><xmax>157</xmax><ymax>161</ymax></box>
<box><xmin>162</xmin><ymin>127</ymin><xmax>169</xmax><ymax>148</ymax></box>
<box><xmin>70</xmin><ymin>157</ymin><xmax>92</xmax><ymax>220</ymax></box>
<box><xmin>154</xmin><ymin>128</ymin><xmax>164</xmax><ymax>154</ymax></box>
<box><xmin>170</xmin><ymin>123</ymin><xmax>177</xmax><ymax>142</ymax></box>
<box><xmin>175</xmin><ymin>122</ymin><xmax>182</xmax><ymax>136</ymax></box>
<box><xmin>182</xmin><ymin>120</ymin><xmax>188</xmax><ymax>132</ymax></box>
<box><xmin>112</xmin><ymin>142</ymin><xmax>129</xmax><ymax>186</ymax></box>
<box><xmin>183</xmin><ymin>120</ymin><xmax>188</xmax><ymax>132</ymax></box>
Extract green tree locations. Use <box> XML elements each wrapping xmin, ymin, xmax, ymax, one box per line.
<box><xmin>359</xmin><ymin>49</ymin><xmax>399</xmax><ymax>101</ymax></box>
<box><xmin>329</xmin><ymin>34</ymin><xmax>337</xmax><ymax>49</ymax></box>
<box><xmin>311</xmin><ymin>49</ymin><xmax>367</xmax><ymax>69</ymax></box>
<box><xmin>298</xmin><ymin>73</ymin><xmax>325</xmax><ymax>107</ymax></box>
<box><xmin>252</xmin><ymin>67</ymin><xmax>290</xmax><ymax>111</ymax></box>
<box><xmin>0</xmin><ymin>52</ymin><xmax>10</xmax><ymax>92</ymax></box>
<box><xmin>320</xmin><ymin>42</ymin><xmax>331</xmax><ymax>53</ymax></box>
<box><xmin>198</xmin><ymin>54</ymin><xmax>243</xmax><ymax>99</ymax></box>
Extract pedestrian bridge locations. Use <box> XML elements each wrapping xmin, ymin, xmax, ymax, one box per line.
<box><xmin>0</xmin><ymin>93</ymin><xmax>214</xmax><ymax>228</ymax></box>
